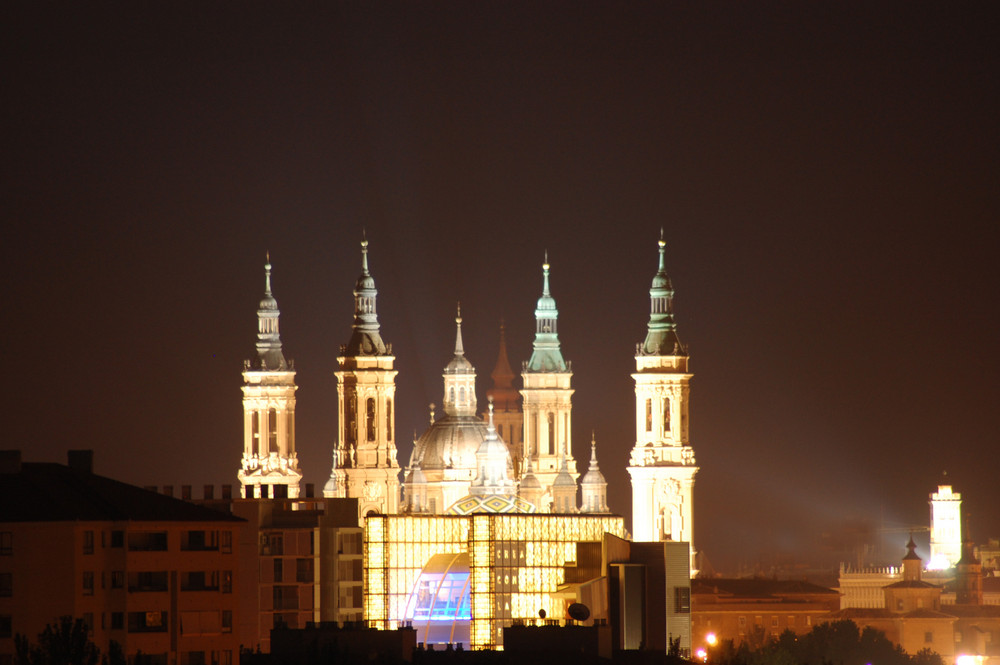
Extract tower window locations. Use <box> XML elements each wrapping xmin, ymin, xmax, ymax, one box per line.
<box><xmin>252</xmin><ymin>413</ymin><xmax>260</xmax><ymax>456</ymax></box>
<box><xmin>267</xmin><ymin>408</ymin><xmax>277</xmax><ymax>453</ymax></box>
<box><xmin>386</xmin><ymin>399</ymin><xmax>392</xmax><ymax>441</ymax></box>
<box><xmin>449</xmin><ymin>387</ymin><xmax>455</xmax><ymax>404</ymax></box>
<box><xmin>645</xmin><ymin>399</ymin><xmax>652</xmax><ymax>432</ymax></box>
<box><xmin>547</xmin><ymin>413</ymin><xmax>555</xmax><ymax>455</ymax></box>
<box><xmin>663</xmin><ymin>397</ymin><xmax>671</xmax><ymax>433</ymax></box>
<box><xmin>459</xmin><ymin>387</ymin><xmax>466</xmax><ymax>404</ymax></box>
<box><xmin>347</xmin><ymin>395</ymin><xmax>356</xmax><ymax>445</ymax></box>
<box><xmin>366</xmin><ymin>398</ymin><xmax>376</xmax><ymax>441</ymax></box>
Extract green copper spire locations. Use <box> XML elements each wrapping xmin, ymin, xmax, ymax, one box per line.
<box><xmin>638</xmin><ymin>231</ymin><xmax>686</xmax><ymax>357</ymax></box>
<box><xmin>525</xmin><ymin>253</ymin><xmax>568</xmax><ymax>372</ymax></box>
<box><xmin>253</xmin><ymin>255</ymin><xmax>288</xmax><ymax>370</ymax></box>
<box><xmin>344</xmin><ymin>238</ymin><xmax>389</xmax><ymax>356</ymax></box>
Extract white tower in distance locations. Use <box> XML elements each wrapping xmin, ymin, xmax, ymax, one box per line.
<box><xmin>928</xmin><ymin>484</ymin><xmax>962</xmax><ymax>570</ymax></box>
<box><xmin>323</xmin><ymin>239</ymin><xmax>400</xmax><ymax>518</ymax></box>
<box><xmin>238</xmin><ymin>257</ymin><xmax>302</xmax><ymax>498</ymax></box>
<box><xmin>520</xmin><ymin>255</ymin><xmax>577</xmax><ymax>511</ymax></box>
<box><xmin>627</xmin><ymin>233</ymin><xmax>698</xmax><ymax>572</ymax></box>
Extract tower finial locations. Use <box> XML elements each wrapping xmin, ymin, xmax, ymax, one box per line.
<box><xmin>487</xmin><ymin>396</ymin><xmax>495</xmax><ymax>426</ymax></box>
<box><xmin>454</xmin><ymin>303</ymin><xmax>465</xmax><ymax>356</ymax></box>
<box><xmin>264</xmin><ymin>255</ymin><xmax>273</xmax><ymax>296</ymax></box>
<box><xmin>360</xmin><ymin>237</ymin><xmax>370</xmax><ymax>273</ymax></box>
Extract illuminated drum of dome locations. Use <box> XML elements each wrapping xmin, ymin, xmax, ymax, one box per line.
<box><xmin>404</xmin><ymin>552</ymin><xmax>472</xmax><ymax>646</ymax></box>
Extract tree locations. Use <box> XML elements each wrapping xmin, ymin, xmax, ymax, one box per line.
<box><xmin>14</xmin><ymin>617</ymin><xmax>100</xmax><ymax>665</ymax></box>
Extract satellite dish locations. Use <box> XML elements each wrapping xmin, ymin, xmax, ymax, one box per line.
<box><xmin>567</xmin><ymin>603</ymin><xmax>591</xmax><ymax>622</ymax></box>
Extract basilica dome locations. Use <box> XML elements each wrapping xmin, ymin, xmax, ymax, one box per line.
<box><xmin>410</xmin><ymin>414</ymin><xmax>492</xmax><ymax>472</ymax></box>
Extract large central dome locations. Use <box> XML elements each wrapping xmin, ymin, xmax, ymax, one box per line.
<box><xmin>410</xmin><ymin>414</ymin><xmax>491</xmax><ymax>471</ymax></box>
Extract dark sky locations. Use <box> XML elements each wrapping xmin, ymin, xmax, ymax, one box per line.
<box><xmin>4</xmin><ymin>5</ymin><xmax>999</xmax><ymax>573</ymax></box>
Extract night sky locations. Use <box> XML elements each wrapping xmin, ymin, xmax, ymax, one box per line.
<box><xmin>5</xmin><ymin>5</ymin><xmax>999</xmax><ymax>573</ymax></box>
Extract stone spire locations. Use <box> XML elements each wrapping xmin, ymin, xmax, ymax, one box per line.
<box><xmin>254</xmin><ymin>256</ymin><xmax>288</xmax><ymax>371</ymax></box>
<box><xmin>580</xmin><ymin>433</ymin><xmax>609</xmax><ymax>514</ymax></box>
<box><xmin>638</xmin><ymin>230</ymin><xmax>686</xmax><ymax>357</ymax></box>
<box><xmin>487</xmin><ymin>320</ymin><xmax>518</xmax><ymax>410</ymax></box>
<box><xmin>525</xmin><ymin>253</ymin><xmax>568</xmax><ymax>372</ymax></box>
<box><xmin>469</xmin><ymin>400</ymin><xmax>515</xmax><ymax>498</ymax></box>
<box><xmin>518</xmin><ymin>456</ymin><xmax>543</xmax><ymax>509</ymax></box>
<box><xmin>550</xmin><ymin>450</ymin><xmax>578</xmax><ymax>513</ymax></box>
<box><xmin>902</xmin><ymin>535</ymin><xmax>922</xmax><ymax>581</ymax></box>
<box><xmin>344</xmin><ymin>238</ymin><xmax>388</xmax><ymax>356</ymax></box>
<box><xmin>443</xmin><ymin>304</ymin><xmax>476</xmax><ymax>416</ymax></box>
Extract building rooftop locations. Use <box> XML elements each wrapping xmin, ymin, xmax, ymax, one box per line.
<box><xmin>0</xmin><ymin>450</ymin><xmax>242</xmax><ymax>524</ymax></box>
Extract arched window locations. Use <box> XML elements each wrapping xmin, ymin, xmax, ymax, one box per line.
<box><xmin>268</xmin><ymin>408</ymin><xmax>278</xmax><ymax>453</ymax></box>
<box><xmin>366</xmin><ymin>398</ymin><xmax>376</xmax><ymax>441</ymax></box>
<box><xmin>449</xmin><ymin>387</ymin><xmax>455</xmax><ymax>404</ymax></box>
<box><xmin>645</xmin><ymin>399</ymin><xmax>653</xmax><ymax>432</ymax></box>
<box><xmin>459</xmin><ymin>387</ymin><xmax>466</xmax><ymax>404</ymax></box>
<box><xmin>662</xmin><ymin>397</ymin><xmax>671</xmax><ymax>433</ymax></box>
<box><xmin>347</xmin><ymin>395</ymin><xmax>357</xmax><ymax>445</ymax></box>
<box><xmin>386</xmin><ymin>399</ymin><xmax>393</xmax><ymax>441</ymax></box>
<box><xmin>547</xmin><ymin>412</ymin><xmax>555</xmax><ymax>455</ymax></box>
<box><xmin>252</xmin><ymin>413</ymin><xmax>260</xmax><ymax>456</ymax></box>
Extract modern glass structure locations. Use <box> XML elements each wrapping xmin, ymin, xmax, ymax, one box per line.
<box><xmin>365</xmin><ymin>513</ymin><xmax>625</xmax><ymax>649</ymax></box>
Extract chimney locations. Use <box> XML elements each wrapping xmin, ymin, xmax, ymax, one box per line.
<box><xmin>0</xmin><ymin>450</ymin><xmax>22</xmax><ymax>474</ymax></box>
<box><xmin>67</xmin><ymin>450</ymin><xmax>93</xmax><ymax>473</ymax></box>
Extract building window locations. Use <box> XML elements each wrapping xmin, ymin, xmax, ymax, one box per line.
<box><xmin>296</xmin><ymin>558</ymin><xmax>314</xmax><ymax>583</ymax></box>
<box><xmin>268</xmin><ymin>408</ymin><xmax>278</xmax><ymax>452</ymax></box>
<box><xmin>181</xmin><ymin>652</ymin><xmax>205</xmax><ymax>665</ymax></box>
<box><xmin>83</xmin><ymin>530</ymin><xmax>94</xmax><ymax>555</ymax></box>
<box><xmin>128</xmin><ymin>532</ymin><xmax>167</xmax><ymax>551</ymax></box>
<box><xmin>111</xmin><ymin>571</ymin><xmax>124</xmax><ymax>589</ymax></box>
<box><xmin>252</xmin><ymin>412</ymin><xmax>260</xmax><ymax>455</ymax></box>
<box><xmin>222</xmin><ymin>571</ymin><xmax>233</xmax><ymax>594</ymax></box>
<box><xmin>674</xmin><ymin>587</ymin><xmax>691</xmax><ymax>613</ymax></box>
<box><xmin>0</xmin><ymin>615</ymin><xmax>11</xmax><ymax>639</ymax></box>
<box><xmin>220</xmin><ymin>531</ymin><xmax>232</xmax><ymax>554</ymax></box>
<box><xmin>925</xmin><ymin>631</ymin><xmax>933</xmax><ymax>644</ymax></box>
<box><xmin>222</xmin><ymin>611</ymin><xmax>232</xmax><ymax>634</ymax></box>
<box><xmin>366</xmin><ymin>398</ymin><xmax>376</xmax><ymax>441</ymax></box>
<box><xmin>0</xmin><ymin>573</ymin><xmax>11</xmax><ymax>597</ymax></box>
<box><xmin>347</xmin><ymin>395</ymin><xmax>357</xmax><ymax>444</ymax></box>
<box><xmin>181</xmin><ymin>571</ymin><xmax>219</xmax><ymax>591</ymax></box>
<box><xmin>111</xmin><ymin>613</ymin><xmax>123</xmax><ymax>630</ymax></box>
<box><xmin>386</xmin><ymin>399</ymin><xmax>392</xmax><ymax>441</ymax></box>
<box><xmin>662</xmin><ymin>397</ymin><xmax>671</xmax><ymax>432</ymax></box>
<box><xmin>273</xmin><ymin>558</ymin><xmax>283</xmax><ymax>583</ymax></box>
<box><xmin>128</xmin><ymin>571</ymin><xmax>168</xmax><ymax>592</ymax></box>
<box><xmin>82</xmin><ymin>572</ymin><xmax>94</xmax><ymax>596</ymax></box>
<box><xmin>273</xmin><ymin>586</ymin><xmax>298</xmax><ymax>611</ymax></box>
<box><xmin>181</xmin><ymin>530</ymin><xmax>218</xmax><ymax>551</ymax></box>
<box><xmin>0</xmin><ymin>532</ymin><xmax>10</xmax><ymax>555</ymax></box>
<box><xmin>897</xmin><ymin>599</ymin><xmax>904</xmax><ymax>611</ymax></box>
<box><xmin>547</xmin><ymin>412</ymin><xmax>555</xmax><ymax>455</ymax></box>
<box><xmin>771</xmin><ymin>616</ymin><xmax>779</xmax><ymax>628</ymax></box>
<box><xmin>128</xmin><ymin>611</ymin><xmax>167</xmax><ymax>633</ymax></box>
<box><xmin>263</xmin><ymin>534</ymin><xmax>283</xmax><ymax>556</ymax></box>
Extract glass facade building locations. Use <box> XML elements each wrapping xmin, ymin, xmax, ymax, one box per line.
<box><xmin>365</xmin><ymin>513</ymin><xmax>625</xmax><ymax>650</ymax></box>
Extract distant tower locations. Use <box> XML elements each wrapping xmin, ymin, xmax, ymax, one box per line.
<box><xmin>323</xmin><ymin>239</ymin><xmax>400</xmax><ymax>518</ymax></box>
<box><xmin>521</xmin><ymin>255</ymin><xmax>577</xmax><ymax>511</ymax></box>
<box><xmin>485</xmin><ymin>321</ymin><xmax>522</xmax><ymax>473</ymax></box>
<box><xmin>627</xmin><ymin>233</ymin><xmax>698</xmax><ymax>571</ymax></box>
<box><xmin>239</xmin><ymin>258</ymin><xmax>302</xmax><ymax>498</ymax></box>
<box><xmin>955</xmin><ymin>521</ymin><xmax>983</xmax><ymax>605</ymax></box>
<box><xmin>580</xmin><ymin>434</ymin><xmax>610</xmax><ymax>514</ymax></box>
<box><xmin>928</xmin><ymin>484</ymin><xmax>962</xmax><ymax>570</ymax></box>
<box><xmin>518</xmin><ymin>457</ymin><xmax>544</xmax><ymax>510</ymax></box>
<box><xmin>550</xmin><ymin>453</ymin><xmax>578</xmax><ymax>513</ymax></box>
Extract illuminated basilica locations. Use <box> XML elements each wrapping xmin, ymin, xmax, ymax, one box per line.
<box><xmin>237</xmin><ymin>235</ymin><xmax>697</xmax><ymax>650</ymax></box>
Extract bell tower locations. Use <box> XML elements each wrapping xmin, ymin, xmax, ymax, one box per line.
<box><xmin>627</xmin><ymin>233</ymin><xmax>698</xmax><ymax>571</ymax></box>
<box><xmin>238</xmin><ymin>257</ymin><xmax>302</xmax><ymax>498</ymax></box>
<box><xmin>520</xmin><ymin>255</ymin><xmax>577</xmax><ymax>511</ymax></box>
<box><xmin>323</xmin><ymin>239</ymin><xmax>400</xmax><ymax>518</ymax></box>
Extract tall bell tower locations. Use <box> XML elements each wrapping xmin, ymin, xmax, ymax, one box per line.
<box><xmin>627</xmin><ymin>233</ymin><xmax>698</xmax><ymax>571</ymax></box>
<box><xmin>323</xmin><ymin>239</ymin><xmax>400</xmax><ymax>518</ymax></box>
<box><xmin>521</xmin><ymin>255</ymin><xmax>577</xmax><ymax>511</ymax></box>
<box><xmin>238</xmin><ymin>257</ymin><xmax>302</xmax><ymax>498</ymax></box>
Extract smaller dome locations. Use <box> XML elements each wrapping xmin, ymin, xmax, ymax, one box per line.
<box><xmin>519</xmin><ymin>469</ymin><xmax>541</xmax><ymax>490</ymax></box>
<box><xmin>258</xmin><ymin>295</ymin><xmax>278</xmax><ymax>311</ymax></box>
<box><xmin>445</xmin><ymin>354</ymin><xmax>474</xmax><ymax>373</ymax></box>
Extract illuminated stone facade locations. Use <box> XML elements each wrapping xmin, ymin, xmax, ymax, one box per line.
<box><xmin>239</xmin><ymin>259</ymin><xmax>302</xmax><ymax>498</ymax></box>
<box><xmin>628</xmin><ymin>236</ymin><xmax>698</xmax><ymax>570</ymax></box>
<box><xmin>324</xmin><ymin>241</ymin><xmax>400</xmax><ymax>518</ymax></box>
<box><xmin>521</xmin><ymin>258</ymin><xmax>578</xmax><ymax>511</ymax></box>
<box><xmin>929</xmin><ymin>484</ymin><xmax>962</xmax><ymax>570</ymax></box>
<box><xmin>364</xmin><ymin>513</ymin><xmax>625</xmax><ymax>650</ymax></box>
